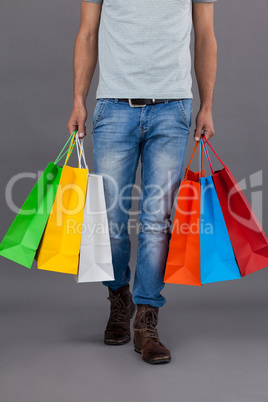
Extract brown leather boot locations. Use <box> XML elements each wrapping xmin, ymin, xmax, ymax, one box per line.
<box><xmin>104</xmin><ymin>284</ymin><xmax>136</xmax><ymax>345</ymax></box>
<box><xmin>133</xmin><ymin>304</ymin><xmax>171</xmax><ymax>364</ymax></box>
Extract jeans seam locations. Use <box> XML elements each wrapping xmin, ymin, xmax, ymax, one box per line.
<box><xmin>125</xmin><ymin>146</ymin><xmax>140</xmax><ymax>211</ymax></box>
<box><xmin>126</xmin><ymin>238</ymin><xmax>131</xmax><ymax>278</ymax></box>
<box><xmin>143</xmin><ymin>106</ymin><xmax>153</xmax><ymax>133</ymax></box>
<box><xmin>92</xmin><ymin>98</ymin><xmax>107</xmax><ymax>131</ymax></box>
<box><xmin>178</xmin><ymin>100</ymin><xmax>190</xmax><ymax>131</ymax></box>
<box><xmin>138</xmin><ymin>107</ymin><xmax>145</xmax><ymax>136</ymax></box>
<box><xmin>134</xmin><ymin>244</ymin><xmax>141</xmax><ymax>296</ymax></box>
<box><xmin>138</xmin><ymin>141</ymin><xmax>145</xmax><ymax>224</ymax></box>
<box><xmin>124</xmin><ymin>145</ymin><xmax>139</xmax><ymax>284</ymax></box>
<box><xmin>133</xmin><ymin>142</ymin><xmax>145</xmax><ymax>296</ymax></box>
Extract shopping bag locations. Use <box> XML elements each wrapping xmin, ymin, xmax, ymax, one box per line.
<box><xmin>164</xmin><ymin>141</ymin><xmax>204</xmax><ymax>286</ymax></box>
<box><xmin>73</xmin><ymin>139</ymin><xmax>114</xmax><ymax>282</ymax></box>
<box><xmin>203</xmin><ymin>136</ymin><xmax>268</xmax><ymax>277</ymax></box>
<box><xmin>35</xmin><ymin>134</ymin><xmax>89</xmax><ymax>275</ymax></box>
<box><xmin>200</xmin><ymin>137</ymin><xmax>241</xmax><ymax>284</ymax></box>
<box><xmin>0</xmin><ymin>132</ymin><xmax>77</xmax><ymax>269</ymax></box>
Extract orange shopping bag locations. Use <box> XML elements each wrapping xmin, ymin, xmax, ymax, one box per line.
<box><xmin>164</xmin><ymin>141</ymin><xmax>204</xmax><ymax>286</ymax></box>
<box><xmin>35</xmin><ymin>134</ymin><xmax>89</xmax><ymax>274</ymax></box>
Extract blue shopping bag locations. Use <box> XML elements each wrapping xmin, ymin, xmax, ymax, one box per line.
<box><xmin>200</xmin><ymin>138</ymin><xmax>241</xmax><ymax>284</ymax></box>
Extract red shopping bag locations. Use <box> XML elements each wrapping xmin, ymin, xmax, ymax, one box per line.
<box><xmin>203</xmin><ymin>136</ymin><xmax>268</xmax><ymax>276</ymax></box>
<box><xmin>164</xmin><ymin>141</ymin><xmax>205</xmax><ymax>286</ymax></box>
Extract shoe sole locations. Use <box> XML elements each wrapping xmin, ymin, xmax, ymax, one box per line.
<box><xmin>134</xmin><ymin>346</ymin><xmax>171</xmax><ymax>364</ymax></box>
<box><xmin>104</xmin><ymin>303</ymin><xmax>136</xmax><ymax>346</ymax></box>
<box><xmin>104</xmin><ymin>339</ymin><xmax>130</xmax><ymax>346</ymax></box>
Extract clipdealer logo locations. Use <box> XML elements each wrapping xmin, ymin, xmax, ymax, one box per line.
<box><xmin>3</xmin><ymin>169</ymin><xmax>264</xmax><ymax>234</ymax></box>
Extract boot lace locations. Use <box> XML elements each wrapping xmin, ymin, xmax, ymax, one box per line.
<box><xmin>141</xmin><ymin>308</ymin><xmax>164</xmax><ymax>346</ymax></box>
<box><xmin>107</xmin><ymin>293</ymin><xmax>126</xmax><ymax>324</ymax></box>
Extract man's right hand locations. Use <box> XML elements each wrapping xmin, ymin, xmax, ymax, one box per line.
<box><xmin>67</xmin><ymin>103</ymin><xmax>88</xmax><ymax>139</ymax></box>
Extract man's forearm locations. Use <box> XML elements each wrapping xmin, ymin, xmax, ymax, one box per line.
<box><xmin>73</xmin><ymin>31</ymin><xmax>98</xmax><ymax>106</ymax></box>
<box><xmin>67</xmin><ymin>31</ymin><xmax>99</xmax><ymax>137</ymax></box>
<box><xmin>194</xmin><ymin>36</ymin><xmax>217</xmax><ymax>110</ymax></box>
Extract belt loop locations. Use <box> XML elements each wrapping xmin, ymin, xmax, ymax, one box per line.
<box><xmin>114</xmin><ymin>98</ymin><xmax>118</xmax><ymax>103</ymax></box>
<box><xmin>165</xmin><ymin>99</ymin><xmax>169</xmax><ymax>104</ymax></box>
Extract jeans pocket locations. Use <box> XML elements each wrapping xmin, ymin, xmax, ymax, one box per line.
<box><xmin>178</xmin><ymin>99</ymin><xmax>192</xmax><ymax>131</ymax></box>
<box><xmin>92</xmin><ymin>98</ymin><xmax>107</xmax><ymax>131</ymax></box>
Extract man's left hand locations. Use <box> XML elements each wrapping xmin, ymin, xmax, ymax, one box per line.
<box><xmin>193</xmin><ymin>107</ymin><xmax>215</xmax><ymax>142</ymax></box>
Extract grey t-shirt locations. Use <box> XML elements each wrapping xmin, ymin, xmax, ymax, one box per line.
<box><xmin>84</xmin><ymin>0</ymin><xmax>217</xmax><ymax>99</ymax></box>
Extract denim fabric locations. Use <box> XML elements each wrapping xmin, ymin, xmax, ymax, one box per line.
<box><xmin>91</xmin><ymin>98</ymin><xmax>192</xmax><ymax>307</ymax></box>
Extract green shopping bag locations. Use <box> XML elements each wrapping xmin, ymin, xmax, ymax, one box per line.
<box><xmin>0</xmin><ymin>131</ymin><xmax>77</xmax><ymax>269</ymax></box>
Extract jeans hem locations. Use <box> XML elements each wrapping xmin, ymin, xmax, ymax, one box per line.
<box><xmin>102</xmin><ymin>281</ymin><xmax>130</xmax><ymax>291</ymax></box>
<box><xmin>133</xmin><ymin>296</ymin><xmax>166</xmax><ymax>308</ymax></box>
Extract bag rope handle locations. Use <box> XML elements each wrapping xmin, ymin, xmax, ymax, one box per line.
<box><xmin>54</xmin><ymin>131</ymin><xmax>77</xmax><ymax>164</ymax></box>
<box><xmin>75</xmin><ymin>133</ymin><xmax>89</xmax><ymax>170</ymax></box>
<box><xmin>200</xmin><ymin>136</ymin><xmax>213</xmax><ymax>174</ymax></box>
<box><xmin>63</xmin><ymin>134</ymin><xmax>77</xmax><ymax>166</ymax></box>
<box><xmin>185</xmin><ymin>139</ymin><xmax>204</xmax><ymax>179</ymax></box>
<box><xmin>75</xmin><ymin>134</ymin><xmax>83</xmax><ymax>169</ymax></box>
<box><xmin>202</xmin><ymin>136</ymin><xmax>227</xmax><ymax>169</ymax></box>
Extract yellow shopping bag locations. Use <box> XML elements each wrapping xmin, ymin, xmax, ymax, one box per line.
<box><xmin>36</xmin><ymin>134</ymin><xmax>89</xmax><ymax>274</ymax></box>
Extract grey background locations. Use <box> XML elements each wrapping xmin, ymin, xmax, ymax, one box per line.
<box><xmin>0</xmin><ymin>1</ymin><xmax>268</xmax><ymax>401</ymax></box>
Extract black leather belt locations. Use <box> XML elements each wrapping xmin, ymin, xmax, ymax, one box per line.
<box><xmin>115</xmin><ymin>98</ymin><xmax>180</xmax><ymax>107</ymax></box>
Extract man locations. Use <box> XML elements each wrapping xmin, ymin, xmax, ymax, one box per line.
<box><xmin>67</xmin><ymin>0</ymin><xmax>217</xmax><ymax>365</ymax></box>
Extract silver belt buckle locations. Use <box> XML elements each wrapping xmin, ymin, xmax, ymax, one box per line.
<box><xmin>128</xmin><ymin>99</ymin><xmax>147</xmax><ymax>108</ymax></box>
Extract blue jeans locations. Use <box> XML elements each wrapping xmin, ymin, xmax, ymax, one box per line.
<box><xmin>91</xmin><ymin>98</ymin><xmax>192</xmax><ymax>308</ymax></box>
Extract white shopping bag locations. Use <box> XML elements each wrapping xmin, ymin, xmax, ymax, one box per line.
<box><xmin>73</xmin><ymin>136</ymin><xmax>115</xmax><ymax>283</ymax></box>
